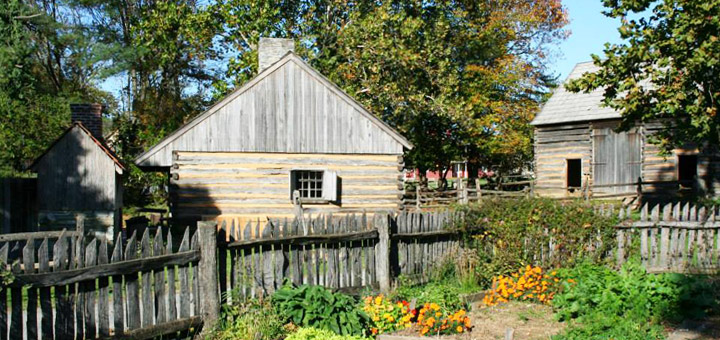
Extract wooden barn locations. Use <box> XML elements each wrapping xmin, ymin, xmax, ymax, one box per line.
<box><xmin>532</xmin><ymin>62</ymin><xmax>720</xmax><ymax>198</ymax></box>
<box><xmin>30</xmin><ymin>104</ymin><xmax>124</xmax><ymax>239</ymax></box>
<box><xmin>135</xmin><ymin>38</ymin><xmax>412</xmax><ymax>226</ymax></box>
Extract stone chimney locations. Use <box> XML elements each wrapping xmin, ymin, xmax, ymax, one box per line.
<box><xmin>70</xmin><ymin>103</ymin><xmax>104</xmax><ymax>140</ymax></box>
<box><xmin>258</xmin><ymin>38</ymin><xmax>294</xmax><ymax>72</ymax></box>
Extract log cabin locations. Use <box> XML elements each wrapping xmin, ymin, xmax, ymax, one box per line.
<box><xmin>135</xmin><ymin>38</ymin><xmax>412</xmax><ymax>227</ymax></box>
<box><xmin>30</xmin><ymin>104</ymin><xmax>124</xmax><ymax>239</ymax></box>
<box><xmin>532</xmin><ymin>62</ymin><xmax>720</xmax><ymax>198</ymax></box>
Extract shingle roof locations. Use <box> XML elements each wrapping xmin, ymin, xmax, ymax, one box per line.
<box><xmin>531</xmin><ymin>62</ymin><xmax>620</xmax><ymax>126</ymax></box>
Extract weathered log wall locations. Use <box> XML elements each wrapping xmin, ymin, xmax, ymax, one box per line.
<box><xmin>170</xmin><ymin>151</ymin><xmax>404</xmax><ymax>225</ymax></box>
<box><xmin>533</xmin><ymin>123</ymin><xmax>592</xmax><ymax>197</ymax></box>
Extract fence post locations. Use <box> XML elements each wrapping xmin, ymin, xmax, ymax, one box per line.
<box><xmin>197</xmin><ymin>221</ymin><xmax>219</xmax><ymax>335</ymax></box>
<box><xmin>75</xmin><ymin>213</ymin><xmax>85</xmax><ymax>235</ymax></box>
<box><xmin>476</xmin><ymin>179</ymin><xmax>482</xmax><ymax>201</ymax></box>
<box><xmin>457</xmin><ymin>179</ymin><xmax>466</xmax><ymax>204</ymax></box>
<box><xmin>375</xmin><ymin>214</ymin><xmax>391</xmax><ymax>293</ymax></box>
<box><xmin>415</xmin><ymin>185</ymin><xmax>421</xmax><ymax>210</ymax></box>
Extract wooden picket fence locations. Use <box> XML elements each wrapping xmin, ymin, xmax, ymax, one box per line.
<box><xmin>216</xmin><ymin>211</ymin><xmax>462</xmax><ymax>302</ymax></box>
<box><xmin>4</xmin><ymin>202</ymin><xmax>719</xmax><ymax>339</ymax></box>
<box><xmin>616</xmin><ymin>202</ymin><xmax>720</xmax><ymax>273</ymax></box>
<box><xmin>0</xmin><ymin>224</ymin><xmax>220</xmax><ymax>340</ymax></box>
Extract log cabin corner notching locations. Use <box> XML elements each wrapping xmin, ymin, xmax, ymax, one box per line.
<box><xmin>135</xmin><ymin>38</ymin><xmax>412</xmax><ymax>225</ymax></box>
<box><xmin>532</xmin><ymin>62</ymin><xmax>720</xmax><ymax>198</ymax></box>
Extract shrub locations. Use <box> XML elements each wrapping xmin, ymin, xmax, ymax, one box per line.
<box><xmin>455</xmin><ymin>198</ymin><xmax>617</xmax><ymax>285</ymax></box>
<box><xmin>362</xmin><ymin>295</ymin><xmax>416</xmax><ymax>335</ymax></box>
<box><xmin>211</xmin><ymin>299</ymin><xmax>287</xmax><ymax>340</ymax></box>
<box><xmin>483</xmin><ymin>265</ymin><xmax>563</xmax><ymax>306</ymax></box>
<box><xmin>272</xmin><ymin>284</ymin><xmax>369</xmax><ymax>336</ymax></box>
<box><xmin>552</xmin><ymin>261</ymin><xmax>717</xmax><ymax>339</ymax></box>
<box><xmin>285</xmin><ymin>327</ymin><xmax>370</xmax><ymax>340</ymax></box>
<box><xmin>415</xmin><ymin>303</ymin><xmax>471</xmax><ymax>336</ymax></box>
<box><xmin>393</xmin><ymin>279</ymin><xmax>469</xmax><ymax>311</ymax></box>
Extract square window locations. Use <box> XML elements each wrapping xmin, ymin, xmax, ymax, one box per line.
<box><xmin>290</xmin><ymin>169</ymin><xmax>338</xmax><ymax>203</ymax></box>
<box><xmin>294</xmin><ymin>170</ymin><xmax>324</xmax><ymax>199</ymax></box>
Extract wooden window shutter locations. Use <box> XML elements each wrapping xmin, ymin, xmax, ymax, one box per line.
<box><xmin>289</xmin><ymin>170</ymin><xmax>298</xmax><ymax>200</ymax></box>
<box><xmin>322</xmin><ymin>170</ymin><xmax>337</xmax><ymax>202</ymax></box>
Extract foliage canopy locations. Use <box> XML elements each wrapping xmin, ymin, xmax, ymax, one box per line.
<box><xmin>568</xmin><ymin>0</ymin><xmax>720</xmax><ymax>151</ymax></box>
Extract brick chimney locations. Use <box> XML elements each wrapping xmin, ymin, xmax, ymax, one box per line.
<box><xmin>258</xmin><ymin>38</ymin><xmax>294</xmax><ymax>72</ymax></box>
<box><xmin>70</xmin><ymin>103</ymin><xmax>104</xmax><ymax>140</ymax></box>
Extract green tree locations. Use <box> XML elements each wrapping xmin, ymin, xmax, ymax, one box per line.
<box><xmin>0</xmin><ymin>0</ymin><xmax>110</xmax><ymax>175</ymax></box>
<box><xmin>567</xmin><ymin>0</ymin><xmax>720</xmax><ymax>152</ymax></box>
<box><xmin>217</xmin><ymin>0</ymin><xmax>568</xmax><ymax>179</ymax></box>
<box><xmin>72</xmin><ymin>0</ymin><xmax>224</xmax><ymax>206</ymax></box>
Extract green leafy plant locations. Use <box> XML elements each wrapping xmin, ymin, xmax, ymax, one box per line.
<box><xmin>455</xmin><ymin>198</ymin><xmax>618</xmax><ymax>286</ymax></box>
<box><xmin>211</xmin><ymin>298</ymin><xmax>287</xmax><ymax>340</ymax></box>
<box><xmin>393</xmin><ymin>279</ymin><xmax>470</xmax><ymax>312</ymax></box>
<box><xmin>552</xmin><ymin>260</ymin><xmax>717</xmax><ymax>339</ymax></box>
<box><xmin>285</xmin><ymin>327</ymin><xmax>370</xmax><ymax>340</ymax></box>
<box><xmin>272</xmin><ymin>284</ymin><xmax>369</xmax><ymax>336</ymax></box>
<box><xmin>0</xmin><ymin>261</ymin><xmax>14</xmax><ymax>293</ymax></box>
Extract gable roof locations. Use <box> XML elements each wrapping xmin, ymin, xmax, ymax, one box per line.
<box><xmin>29</xmin><ymin>122</ymin><xmax>125</xmax><ymax>172</ymax></box>
<box><xmin>531</xmin><ymin>61</ymin><xmax>620</xmax><ymax>126</ymax></box>
<box><xmin>135</xmin><ymin>52</ymin><xmax>412</xmax><ymax>168</ymax></box>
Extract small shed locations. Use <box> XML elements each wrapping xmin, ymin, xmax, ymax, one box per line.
<box><xmin>136</xmin><ymin>38</ymin><xmax>412</xmax><ymax>226</ymax></box>
<box><xmin>532</xmin><ymin>62</ymin><xmax>720</xmax><ymax>198</ymax></box>
<box><xmin>30</xmin><ymin>104</ymin><xmax>124</xmax><ymax>238</ymax></box>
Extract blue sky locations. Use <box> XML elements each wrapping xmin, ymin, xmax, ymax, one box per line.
<box><xmin>548</xmin><ymin>0</ymin><xmax>625</xmax><ymax>81</ymax></box>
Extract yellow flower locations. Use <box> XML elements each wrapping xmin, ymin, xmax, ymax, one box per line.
<box><xmin>456</xmin><ymin>326</ymin><xmax>463</xmax><ymax>333</ymax></box>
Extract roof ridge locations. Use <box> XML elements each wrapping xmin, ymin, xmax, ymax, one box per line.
<box><xmin>29</xmin><ymin>122</ymin><xmax>125</xmax><ymax>171</ymax></box>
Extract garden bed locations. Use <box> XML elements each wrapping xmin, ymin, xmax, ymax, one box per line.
<box><xmin>381</xmin><ymin>301</ymin><xmax>563</xmax><ymax>340</ymax></box>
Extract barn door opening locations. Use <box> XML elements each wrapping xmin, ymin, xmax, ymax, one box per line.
<box><xmin>566</xmin><ymin>159</ymin><xmax>582</xmax><ymax>191</ymax></box>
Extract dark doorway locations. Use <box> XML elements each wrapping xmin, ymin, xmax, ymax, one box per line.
<box><xmin>567</xmin><ymin>159</ymin><xmax>582</xmax><ymax>188</ymax></box>
<box><xmin>678</xmin><ymin>155</ymin><xmax>698</xmax><ymax>185</ymax></box>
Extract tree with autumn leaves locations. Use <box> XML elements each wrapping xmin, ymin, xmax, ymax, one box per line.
<box><xmin>2</xmin><ymin>0</ymin><xmax>568</xmax><ymax>200</ymax></box>
<box><xmin>216</xmin><ymin>0</ymin><xmax>569</xmax><ymax>180</ymax></box>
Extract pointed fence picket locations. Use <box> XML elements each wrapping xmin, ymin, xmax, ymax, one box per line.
<box><xmin>616</xmin><ymin>202</ymin><xmax>720</xmax><ymax>273</ymax></box>
<box><xmin>0</xmin><ymin>226</ymin><xmax>211</xmax><ymax>340</ymax></box>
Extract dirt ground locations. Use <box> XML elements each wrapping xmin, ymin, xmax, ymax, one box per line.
<box><xmin>393</xmin><ymin>301</ymin><xmax>565</xmax><ymax>340</ymax></box>
<box><xmin>666</xmin><ymin>316</ymin><xmax>720</xmax><ymax>340</ymax></box>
